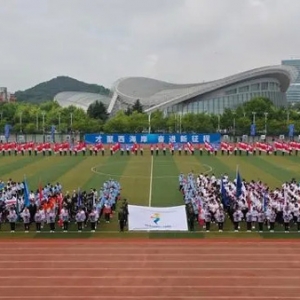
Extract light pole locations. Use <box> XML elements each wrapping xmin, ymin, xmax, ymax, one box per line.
<box><xmin>148</xmin><ymin>113</ymin><xmax>151</xmax><ymax>134</ymax></box>
<box><xmin>233</xmin><ymin>111</ymin><xmax>236</xmax><ymax>136</ymax></box>
<box><xmin>58</xmin><ymin>113</ymin><xmax>61</xmax><ymax>133</ymax></box>
<box><xmin>19</xmin><ymin>112</ymin><xmax>22</xmax><ymax>133</ymax></box>
<box><xmin>264</xmin><ymin>112</ymin><xmax>268</xmax><ymax>136</ymax></box>
<box><xmin>70</xmin><ymin>113</ymin><xmax>73</xmax><ymax>128</ymax></box>
<box><xmin>36</xmin><ymin>113</ymin><xmax>39</xmax><ymax>131</ymax></box>
<box><xmin>252</xmin><ymin>111</ymin><xmax>256</xmax><ymax>125</ymax></box>
<box><xmin>42</xmin><ymin>112</ymin><xmax>46</xmax><ymax>133</ymax></box>
<box><xmin>179</xmin><ymin>113</ymin><xmax>182</xmax><ymax>134</ymax></box>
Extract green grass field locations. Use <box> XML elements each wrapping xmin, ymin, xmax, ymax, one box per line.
<box><xmin>1</xmin><ymin>151</ymin><xmax>300</xmax><ymax>239</ymax></box>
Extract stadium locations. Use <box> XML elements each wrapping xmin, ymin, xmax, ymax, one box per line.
<box><xmin>54</xmin><ymin>65</ymin><xmax>298</xmax><ymax>115</ymax></box>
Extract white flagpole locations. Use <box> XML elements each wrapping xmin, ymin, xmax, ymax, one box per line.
<box><xmin>148</xmin><ymin>113</ymin><xmax>151</xmax><ymax>134</ymax></box>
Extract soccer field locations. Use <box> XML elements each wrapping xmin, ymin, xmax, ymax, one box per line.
<box><xmin>1</xmin><ymin>152</ymin><xmax>300</xmax><ymax>235</ymax></box>
<box><xmin>1</xmin><ymin>152</ymin><xmax>300</xmax><ymax>205</ymax></box>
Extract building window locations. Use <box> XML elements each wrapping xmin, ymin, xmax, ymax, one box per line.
<box><xmin>225</xmin><ymin>88</ymin><xmax>237</xmax><ymax>95</ymax></box>
<box><xmin>261</xmin><ymin>82</ymin><xmax>269</xmax><ymax>90</ymax></box>
<box><xmin>238</xmin><ymin>86</ymin><xmax>249</xmax><ymax>93</ymax></box>
<box><xmin>251</xmin><ymin>83</ymin><xmax>260</xmax><ymax>91</ymax></box>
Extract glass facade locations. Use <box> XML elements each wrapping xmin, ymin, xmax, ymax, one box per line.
<box><xmin>167</xmin><ymin>79</ymin><xmax>285</xmax><ymax>115</ymax></box>
<box><xmin>282</xmin><ymin>59</ymin><xmax>300</xmax><ymax>103</ymax></box>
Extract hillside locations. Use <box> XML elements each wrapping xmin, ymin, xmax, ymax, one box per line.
<box><xmin>14</xmin><ymin>76</ymin><xmax>110</xmax><ymax>103</ymax></box>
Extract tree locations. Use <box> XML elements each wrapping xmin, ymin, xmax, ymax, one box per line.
<box><xmin>132</xmin><ymin>99</ymin><xmax>143</xmax><ymax>113</ymax></box>
<box><xmin>87</xmin><ymin>101</ymin><xmax>108</xmax><ymax>121</ymax></box>
<box><xmin>103</xmin><ymin>111</ymin><xmax>129</xmax><ymax>133</ymax></box>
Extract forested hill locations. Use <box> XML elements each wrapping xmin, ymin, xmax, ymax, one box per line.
<box><xmin>14</xmin><ymin>76</ymin><xmax>110</xmax><ymax>103</ymax></box>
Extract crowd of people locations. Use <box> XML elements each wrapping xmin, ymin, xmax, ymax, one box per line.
<box><xmin>0</xmin><ymin>179</ymin><xmax>128</xmax><ymax>232</ymax></box>
<box><xmin>180</xmin><ymin>172</ymin><xmax>300</xmax><ymax>232</ymax></box>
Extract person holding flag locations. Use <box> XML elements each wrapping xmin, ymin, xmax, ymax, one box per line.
<box><xmin>215</xmin><ymin>206</ymin><xmax>225</xmax><ymax>232</ymax></box>
<box><xmin>283</xmin><ymin>206</ymin><xmax>293</xmax><ymax>233</ymax></box>
<box><xmin>21</xmin><ymin>207</ymin><xmax>31</xmax><ymax>233</ymax></box>
<box><xmin>47</xmin><ymin>208</ymin><xmax>56</xmax><ymax>233</ymax></box>
<box><xmin>257</xmin><ymin>208</ymin><xmax>265</xmax><ymax>233</ymax></box>
<box><xmin>204</xmin><ymin>208</ymin><xmax>212</xmax><ymax>232</ymax></box>
<box><xmin>245</xmin><ymin>209</ymin><xmax>253</xmax><ymax>232</ymax></box>
<box><xmin>34</xmin><ymin>207</ymin><xmax>43</xmax><ymax>233</ymax></box>
<box><xmin>88</xmin><ymin>209</ymin><xmax>97</xmax><ymax>232</ymax></box>
<box><xmin>233</xmin><ymin>207</ymin><xmax>243</xmax><ymax>232</ymax></box>
<box><xmin>60</xmin><ymin>205</ymin><xmax>70</xmax><ymax>232</ymax></box>
<box><xmin>7</xmin><ymin>206</ymin><xmax>18</xmax><ymax>232</ymax></box>
<box><xmin>269</xmin><ymin>208</ymin><xmax>277</xmax><ymax>232</ymax></box>
<box><xmin>75</xmin><ymin>207</ymin><xmax>86</xmax><ymax>232</ymax></box>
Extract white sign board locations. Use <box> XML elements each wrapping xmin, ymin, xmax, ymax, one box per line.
<box><xmin>128</xmin><ymin>205</ymin><xmax>188</xmax><ymax>231</ymax></box>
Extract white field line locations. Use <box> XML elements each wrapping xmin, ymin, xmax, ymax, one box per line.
<box><xmin>149</xmin><ymin>155</ymin><xmax>153</xmax><ymax>207</ymax></box>
<box><xmin>0</xmin><ymin>285</ymin><xmax>299</xmax><ymax>289</ymax></box>
<box><xmin>1</xmin><ymin>267</ymin><xmax>300</xmax><ymax>270</ymax></box>
<box><xmin>0</xmin><ymin>246</ymin><xmax>300</xmax><ymax>250</ymax></box>
<box><xmin>1</xmin><ymin>253</ymin><xmax>300</xmax><ymax>257</ymax></box>
<box><xmin>1</xmin><ymin>260</ymin><xmax>299</xmax><ymax>263</ymax></box>
<box><xmin>0</xmin><ymin>275</ymin><xmax>299</xmax><ymax>279</ymax></box>
<box><xmin>0</xmin><ymin>297</ymin><xmax>300</xmax><ymax>300</ymax></box>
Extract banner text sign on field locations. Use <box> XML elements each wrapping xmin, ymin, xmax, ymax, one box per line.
<box><xmin>84</xmin><ymin>133</ymin><xmax>221</xmax><ymax>144</ymax></box>
<box><xmin>128</xmin><ymin>205</ymin><xmax>188</xmax><ymax>231</ymax></box>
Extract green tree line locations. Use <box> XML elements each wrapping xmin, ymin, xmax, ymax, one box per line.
<box><xmin>0</xmin><ymin>97</ymin><xmax>299</xmax><ymax>135</ymax></box>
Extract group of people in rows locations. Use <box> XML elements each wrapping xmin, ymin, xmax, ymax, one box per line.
<box><xmin>0</xmin><ymin>179</ymin><xmax>129</xmax><ymax>232</ymax></box>
<box><xmin>181</xmin><ymin>172</ymin><xmax>300</xmax><ymax>232</ymax></box>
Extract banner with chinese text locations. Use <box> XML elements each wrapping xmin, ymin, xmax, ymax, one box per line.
<box><xmin>84</xmin><ymin>133</ymin><xmax>221</xmax><ymax>145</ymax></box>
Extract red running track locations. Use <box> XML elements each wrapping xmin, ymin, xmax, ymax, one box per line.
<box><xmin>0</xmin><ymin>239</ymin><xmax>300</xmax><ymax>300</ymax></box>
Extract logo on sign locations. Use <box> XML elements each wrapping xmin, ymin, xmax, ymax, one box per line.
<box><xmin>151</xmin><ymin>213</ymin><xmax>161</xmax><ymax>224</ymax></box>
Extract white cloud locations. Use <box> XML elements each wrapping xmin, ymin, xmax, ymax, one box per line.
<box><xmin>0</xmin><ymin>0</ymin><xmax>300</xmax><ymax>92</ymax></box>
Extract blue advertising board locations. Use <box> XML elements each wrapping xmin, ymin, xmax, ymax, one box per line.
<box><xmin>84</xmin><ymin>133</ymin><xmax>221</xmax><ymax>144</ymax></box>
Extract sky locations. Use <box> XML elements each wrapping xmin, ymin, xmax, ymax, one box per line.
<box><xmin>1</xmin><ymin>0</ymin><xmax>300</xmax><ymax>92</ymax></box>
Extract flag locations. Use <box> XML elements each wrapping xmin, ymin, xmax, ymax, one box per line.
<box><xmin>4</xmin><ymin>124</ymin><xmax>11</xmax><ymax>141</ymax></box>
<box><xmin>236</xmin><ymin>167</ymin><xmax>242</xmax><ymax>199</ymax></box>
<box><xmin>39</xmin><ymin>180</ymin><xmax>43</xmax><ymax>202</ymax></box>
<box><xmin>221</xmin><ymin>178</ymin><xmax>229</xmax><ymax>206</ymax></box>
<box><xmin>51</xmin><ymin>125</ymin><xmax>56</xmax><ymax>142</ymax></box>
<box><xmin>198</xmin><ymin>205</ymin><xmax>205</xmax><ymax>226</ymax></box>
<box><xmin>263</xmin><ymin>192</ymin><xmax>268</xmax><ymax>212</ymax></box>
<box><xmin>288</xmin><ymin>124</ymin><xmax>294</xmax><ymax>138</ymax></box>
<box><xmin>250</xmin><ymin>124</ymin><xmax>256</xmax><ymax>136</ymax></box>
<box><xmin>0</xmin><ymin>183</ymin><xmax>5</xmax><ymax>190</ymax></box>
<box><xmin>23</xmin><ymin>177</ymin><xmax>30</xmax><ymax>207</ymax></box>
<box><xmin>77</xmin><ymin>188</ymin><xmax>82</xmax><ymax>207</ymax></box>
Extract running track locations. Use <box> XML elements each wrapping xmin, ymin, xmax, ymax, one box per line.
<box><xmin>0</xmin><ymin>239</ymin><xmax>300</xmax><ymax>300</ymax></box>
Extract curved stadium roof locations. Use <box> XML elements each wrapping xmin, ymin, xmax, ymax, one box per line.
<box><xmin>54</xmin><ymin>92</ymin><xmax>111</xmax><ymax>111</ymax></box>
<box><xmin>109</xmin><ymin>65</ymin><xmax>298</xmax><ymax>113</ymax></box>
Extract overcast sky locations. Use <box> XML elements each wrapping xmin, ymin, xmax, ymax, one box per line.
<box><xmin>1</xmin><ymin>0</ymin><xmax>300</xmax><ymax>92</ymax></box>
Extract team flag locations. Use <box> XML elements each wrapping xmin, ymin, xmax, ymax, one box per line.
<box><xmin>221</xmin><ymin>178</ymin><xmax>229</xmax><ymax>206</ymax></box>
<box><xmin>236</xmin><ymin>166</ymin><xmax>243</xmax><ymax>199</ymax></box>
<box><xmin>23</xmin><ymin>177</ymin><xmax>30</xmax><ymax>207</ymax></box>
<box><xmin>39</xmin><ymin>180</ymin><xmax>43</xmax><ymax>202</ymax></box>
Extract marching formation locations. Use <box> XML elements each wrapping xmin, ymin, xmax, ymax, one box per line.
<box><xmin>1</xmin><ymin>140</ymin><xmax>300</xmax><ymax>156</ymax></box>
<box><xmin>0</xmin><ymin>178</ymin><xmax>126</xmax><ymax>232</ymax></box>
<box><xmin>180</xmin><ymin>172</ymin><xmax>300</xmax><ymax>232</ymax></box>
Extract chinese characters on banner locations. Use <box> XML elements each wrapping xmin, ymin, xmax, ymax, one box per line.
<box><xmin>84</xmin><ymin>133</ymin><xmax>221</xmax><ymax>144</ymax></box>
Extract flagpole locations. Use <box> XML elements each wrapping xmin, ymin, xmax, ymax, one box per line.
<box><xmin>148</xmin><ymin>113</ymin><xmax>151</xmax><ymax>134</ymax></box>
